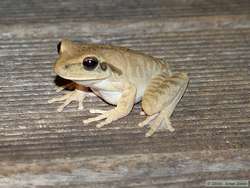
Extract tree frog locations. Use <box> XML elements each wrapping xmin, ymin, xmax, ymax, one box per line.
<box><xmin>49</xmin><ymin>39</ymin><xmax>189</xmax><ymax>137</ymax></box>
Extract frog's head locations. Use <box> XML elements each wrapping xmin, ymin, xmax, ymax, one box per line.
<box><xmin>54</xmin><ymin>39</ymin><xmax>121</xmax><ymax>85</ymax></box>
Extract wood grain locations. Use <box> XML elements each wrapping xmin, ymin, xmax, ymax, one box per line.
<box><xmin>0</xmin><ymin>0</ymin><xmax>250</xmax><ymax>24</ymax></box>
<box><xmin>0</xmin><ymin>0</ymin><xmax>249</xmax><ymax>187</ymax></box>
<box><xmin>0</xmin><ymin>149</ymin><xmax>249</xmax><ymax>187</ymax></box>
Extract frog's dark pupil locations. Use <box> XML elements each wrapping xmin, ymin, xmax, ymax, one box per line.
<box><xmin>57</xmin><ymin>41</ymin><xmax>61</xmax><ymax>54</ymax></box>
<box><xmin>82</xmin><ymin>57</ymin><xmax>98</xmax><ymax>70</ymax></box>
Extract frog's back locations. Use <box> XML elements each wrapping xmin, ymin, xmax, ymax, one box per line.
<box><xmin>82</xmin><ymin>44</ymin><xmax>168</xmax><ymax>75</ymax></box>
<box><xmin>87</xmin><ymin>44</ymin><xmax>170</xmax><ymax>101</ymax></box>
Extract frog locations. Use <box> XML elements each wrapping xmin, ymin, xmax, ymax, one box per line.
<box><xmin>48</xmin><ymin>39</ymin><xmax>189</xmax><ymax>137</ymax></box>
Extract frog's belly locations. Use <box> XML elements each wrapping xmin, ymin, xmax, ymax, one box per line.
<box><xmin>92</xmin><ymin>89</ymin><xmax>141</xmax><ymax>105</ymax></box>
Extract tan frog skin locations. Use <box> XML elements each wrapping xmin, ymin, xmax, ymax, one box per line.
<box><xmin>48</xmin><ymin>39</ymin><xmax>189</xmax><ymax>137</ymax></box>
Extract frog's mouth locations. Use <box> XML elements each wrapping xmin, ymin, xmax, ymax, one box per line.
<box><xmin>56</xmin><ymin>73</ymin><xmax>109</xmax><ymax>87</ymax></box>
<box><xmin>57</xmin><ymin>72</ymin><xmax>110</xmax><ymax>83</ymax></box>
<box><xmin>72</xmin><ymin>78</ymin><xmax>105</xmax><ymax>86</ymax></box>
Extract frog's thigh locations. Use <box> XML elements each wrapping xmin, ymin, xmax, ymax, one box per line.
<box><xmin>141</xmin><ymin>72</ymin><xmax>189</xmax><ymax>137</ymax></box>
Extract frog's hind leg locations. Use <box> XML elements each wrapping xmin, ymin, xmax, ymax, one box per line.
<box><xmin>140</xmin><ymin>72</ymin><xmax>189</xmax><ymax>137</ymax></box>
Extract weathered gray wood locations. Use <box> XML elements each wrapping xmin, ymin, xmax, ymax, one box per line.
<box><xmin>1</xmin><ymin>0</ymin><xmax>250</xmax><ymax>24</ymax></box>
<box><xmin>0</xmin><ymin>0</ymin><xmax>250</xmax><ymax>187</ymax></box>
<box><xmin>0</xmin><ymin>149</ymin><xmax>249</xmax><ymax>187</ymax></box>
<box><xmin>1</xmin><ymin>28</ymin><xmax>250</xmax><ymax>160</ymax></box>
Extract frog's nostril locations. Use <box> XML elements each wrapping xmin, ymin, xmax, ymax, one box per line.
<box><xmin>64</xmin><ymin>64</ymin><xmax>69</xmax><ymax>69</ymax></box>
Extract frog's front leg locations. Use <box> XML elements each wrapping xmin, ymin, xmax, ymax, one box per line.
<box><xmin>140</xmin><ymin>72</ymin><xmax>189</xmax><ymax>137</ymax></box>
<box><xmin>48</xmin><ymin>83</ymin><xmax>87</xmax><ymax>112</ymax></box>
<box><xmin>83</xmin><ymin>84</ymin><xmax>136</xmax><ymax>128</ymax></box>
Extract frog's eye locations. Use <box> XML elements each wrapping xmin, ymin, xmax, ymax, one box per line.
<box><xmin>57</xmin><ymin>41</ymin><xmax>61</xmax><ymax>54</ymax></box>
<box><xmin>82</xmin><ymin>57</ymin><xmax>99</xmax><ymax>70</ymax></box>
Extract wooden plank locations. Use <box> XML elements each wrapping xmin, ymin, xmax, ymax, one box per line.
<box><xmin>0</xmin><ymin>0</ymin><xmax>250</xmax><ymax>187</ymax></box>
<box><xmin>0</xmin><ymin>149</ymin><xmax>249</xmax><ymax>187</ymax></box>
<box><xmin>0</xmin><ymin>0</ymin><xmax>250</xmax><ymax>24</ymax></box>
<box><xmin>1</xmin><ymin>28</ymin><xmax>250</xmax><ymax>161</ymax></box>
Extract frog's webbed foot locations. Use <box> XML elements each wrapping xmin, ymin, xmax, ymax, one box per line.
<box><xmin>138</xmin><ymin>112</ymin><xmax>175</xmax><ymax>137</ymax></box>
<box><xmin>83</xmin><ymin>108</ymin><xmax>120</xmax><ymax>128</ymax></box>
<box><xmin>48</xmin><ymin>83</ymin><xmax>87</xmax><ymax>112</ymax></box>
<box><xmin>83</xmin><ymin>84</ymin><xmax>137</xmax><ymax>128</ymax></box>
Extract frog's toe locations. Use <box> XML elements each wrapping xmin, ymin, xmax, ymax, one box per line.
<box><xmin>139</xmin><ymin>111</ymin><xmax>175</xmax><ymax>137</ymax></box>
<box><xmin>56</xmin><ymin>94</ymin><xmax>76</xmax><ymax>112</ymax></box>
<box><xmin>55</xmin><ymin>86</ymin><xmax>65</xmax><ymax>92</ymax></box>
<box><xmin>145</xmin><ymin>116</ymin><xmax>175</xmax><ymax>137</ymax></box>
<box><xmin>48</xmin><ymin>92</ymin><xmax>72</xmax><ymax>104</ymax></box>
<box><xmin>83</xmin><ymin>113</ymin><xmax>107</xmax><ymax>125</ymax></box>
<box><xmin>138</xmin><ymin>113</ymin><xmax>158</xmax><ymax>128</ymax></box>
<box><xmin>95</xmin><ymin>118</ymin><xmax>113</xmax><ymax>128</ymax></box>
<box><xmin>89</xmin><ymin>109</ymin><xmax>107</xmax><ymax>114</ymax></box>
<box><xmin>83</xmin><ymin>108</ymin><xmax>118</xmax><ymax>128</ymax></box>
<box><xmin>145</xmin><ymin>114</ymin><xmax>163</xmax><ymax>137</ymax></box>
<box><xmin>49</xmin><ymin>90</ymin><xmax>86</xmax><ymax>111</ymax></box>
<box><xmin>164</xmin><ymin>117</ymin><xmax>175</xmax><ymax>132</ymax></box>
